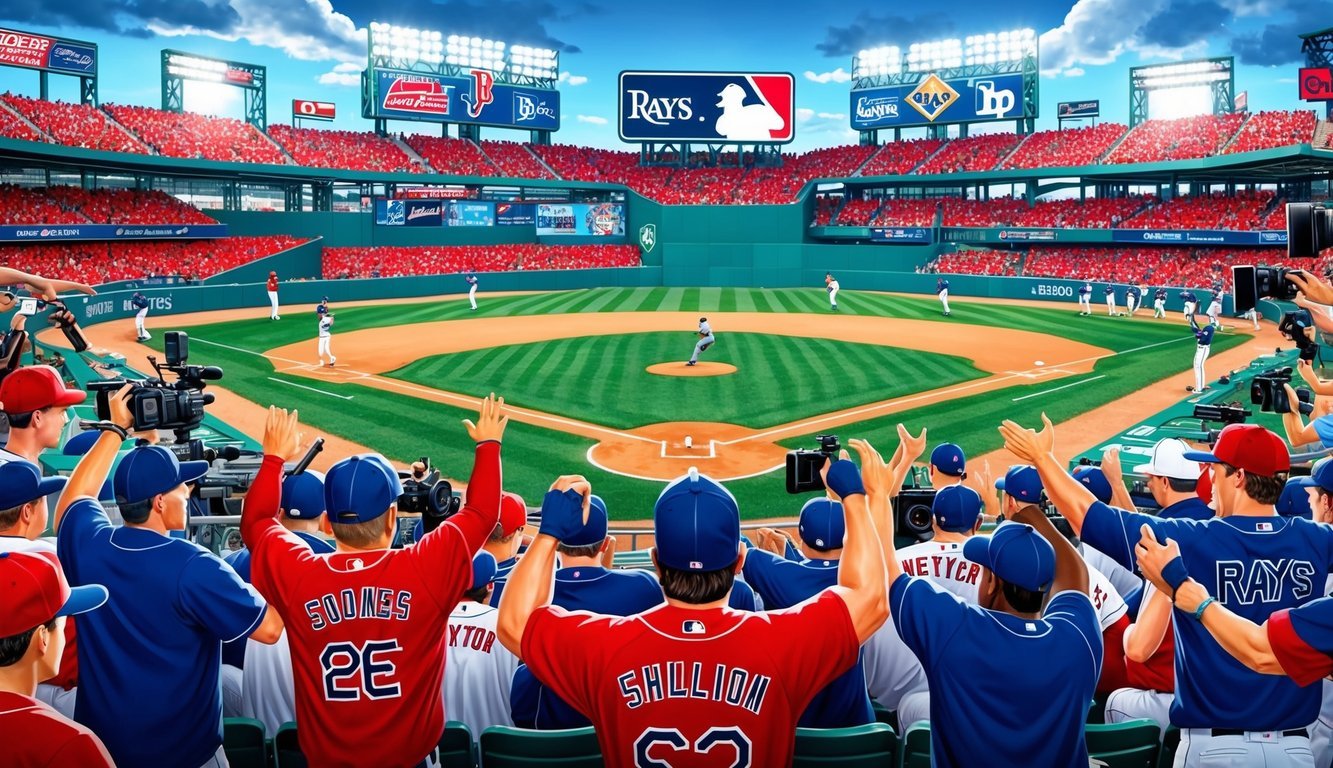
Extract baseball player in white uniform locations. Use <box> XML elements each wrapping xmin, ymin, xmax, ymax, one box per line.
<box><xmin>686</xmin><ymin>317</ymin><xmax>714</xmax><ymax>366</ymax></box>
<box><xmin>443</xmin><ymin>552</ymin><xmax>520</xmax><ymax>737</ymax></box>
<box><xmin>825</xmin><ymin>273</ymin><xmax>839</xmax><ymax>310</ymax></box>
<box><xmin>467</xmin><ymin>275</ymin><xmax>479</xmax><ymax>311</ymax></box>
<box><xmin>1104</xmin><ymin>285</ymin><xmax>1118</xmax><ymax>316</ymax></box>
<box><xmin>1078</xmin><ymin>281</ymin><xmax>1093</xmax><ymax>315</ymax></box>
<box><xmin>1206</xmin><ymin>286</ymin><xmax>1224</xmax><ymax>326</ymax></box>
<box><xmin>317</xmin><ymin>312</ymin><xmax>335</xmax><ymax>367</ymax></box>
<box><xmin>936</xmin><ymin>277</ymin><xmax>951</xmax><ymax>316</ymax></box>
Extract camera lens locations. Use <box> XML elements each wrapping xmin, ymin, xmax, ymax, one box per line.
<box><xmin>1288</xmin><ymin>203</ymin><xmax>1333</xmax><ymax>260</ymax></box>
<box><xmin>905</xmin><ymin>503</ymin><xmax>933</xmax><ymax>534</ymax></box>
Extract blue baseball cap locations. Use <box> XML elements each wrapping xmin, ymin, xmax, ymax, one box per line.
<box><xmin>113</xmin><ymin>445</ymin><xmax>209</xmax><ymax>505</ymax></box>
<box><xmin>561</xmin><ymin>494</ymin><xmax>609</xmax><ymax>547</ymax></box>
<box><xmin>932</xmin><ymin>485</ymin><xmax>983</xmax><ymax>532</ymax></box>
<box><xmin>281</xmin><ymin>471</ymin><xmax>326</xmax><ymax>520</ymax></box>
<box><xmin>471</xmin><ymin>551</ymin><xmax>498</xmax><ymax>591</ymax></box>
<box><xmin>963</xmin><ymin>521</ymin><xmax>1056</xmax><ymax>593</ymax></box>
<box><xmin>0</xmin><ymin>460</ymin><xmax>67</xmax><ymax>509</ymax></box>
<box><xmin>1071</xmin><ymin>466</ymin><xmax>1113</xmax><ymax>504</ymax></box>
<box><xmin>324</xmin><ymin>453</ymin><xmax>402</xmax><ymax>524</ymax></box>
<box><xmin>1278</xmin><ymin>478</ymin><xmax>1315</xmax><ymax>519</ymax></box>
<box><xmin>653</xmin><ymin>468</ymin><xmax>740</xmax><ymax>571</ymax></box>
<box><xmin>1296</xmin><ymin>458</ymin><xmax>1333</xmax><ymax>492</ymax></box>
<box><xmin>996</xmin><ymin>465</ymin><xmax>1044</xmax><ymax>504</ymax></box>
<box><xmin>798</xmin><ymin>498</ymin><xmax>844</xmax><ymax>550</ymax></box>
<box><xmin>930</xmin><ymin>443</ymin><xmax>966</xmax><ymax>476</ymax></box>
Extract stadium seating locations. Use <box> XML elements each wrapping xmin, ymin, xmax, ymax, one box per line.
<box><xmin>901</xmin><ymin>723</ymin><xmax>932</xmax><ymax>768</ymax></box>
<box><xmin>0</xmin><ymin>235</ymin><xmax>304</xmax><ymax>285</ymax></box>
<box><xmin>811</xmin><ymin>195</ymin><xmax>840</xmax><ymax>226</ymax></box>
<box><xmin>1121</xmin><ymin>191</ymin><xmax>1276</xmax><ymax>230</ymax></box>
<box><xmin>1</xmin><ymin>94</ymin><xmax>148</xmax><ymax>154</ymax></box>
<box><xmin>1222</xmin><ymin>110</ymin><xmax>1317</xmax><ymax>154</ymax></box>
<box><xmin>793</xmin><ymin>723</ymin><xmax>898</xmax><ymax>767</ymax></box>
<box><xmin>1085</xmin><ymin>720</ymin><xmax>1161</xmax><ymax>768</ymax></box>
<box><xmin>438</xmin><ymin>722</ymin><xmax>476</xmax><ymax>768</ymax></box>
<box><xmin>43</xmin><ymin>186</ymin><xmax>217</xmax><ymax>225</ymax></box>
<box><xmin>268</xmin><ymin>125</ymin><xmax>423</xmax><ymax>173</ymax></box>
<box><xmin>1001</xmin><ymin>124</ymin><xmax>1128</xmax><ymax>169</ymax></box>
<box><xmin>322</xmin><ymin>244</ymin><xmax>641</xmax><ymax>279</ymax></box>
<box><xmin>403</xmin><ymin>134</ymin><xmax>499</xmax><ymax>176</ymax></box>
<box><xmin>834</xmin><ymin>198</ymin><xmax>881</xmax><ymax>225</ymax></box>
<box><xmin>0</xmin><ymin>100</ymin><xmax>45</xmax><ymax>143</ymax></box>
<box><xmin>858</xmin><ymin>139</ymin><xmax>946</xmax><ymax>176</ymax></box>
<box><xmin>221</xmin><ymin>718</ymin><xmax>267</xmax><ymax>768</ymax></box>
<box><xmin>0</xmin><ymin>184</ymin><xmax>88</xmax><ymax>224</ymax></box>
<box><xmin>1105</xmin><ymin>114</ymin><xmax>1246</xmax><ymax>164</ymax></box>
<box><xmin>1013</xmin><ymin>197</ymin><xmax>1150</xmax><ymax>228</ymax></box>
<box><xmin>481</xmin><ymin>140</ymin><xmax>555</xmax><ymax>179</ymax></box>
<box><xmin>871</xmin><ymin>199</ymin><xmax>938</xmax><ymax>227</ymax></box>
<box><xmin>479</xmin><ymin>726</ymin><xmax>602</xmax><ymax>768</ymax></box>
<box><xmin>923</xmin><ymin>249</ymin><xmax>1020</xmax><ymax>276</ymax></box>
<box><xmin>940</xmin><ymin>197</ymin><xmax>1029</xmax><ymax>227</ymax></box>
<box><xmin>1017</xmin><ymin>245</ymin><xmax>1277</xmax><ymax>288</ymax></box>
<box><xmin>274</xmin><ymin>722</ymin><xmax>303</xmax><ymax>768</ymax></box>
<box><xmin>104</xmin><ymin>104</ymin><xmax>288</xmax><ymax>164</ymax></box>
<box><xmin>916</xmin><ymin>133</ymin><xmax>1023</xmax><ymax>174</ymax></box>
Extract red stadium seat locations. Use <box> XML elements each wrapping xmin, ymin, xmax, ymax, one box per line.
<box><xmin>321</xmin><ymin>244</ymin><xmax>642</xmax><ymax>279</ymax></box>
<box><xmin>0</xmin><ymin>236</ymin><xmax>305</xmax><ymax>286</ymax></box>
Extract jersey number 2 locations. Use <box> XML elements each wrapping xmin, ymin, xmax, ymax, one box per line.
<box><xmin>320</xmin><ymin>640</ymin><xmax>402</xmax><ymax>701</ymax></box>
<box><xmin>634</xmin><ymin>727</ymin><xmax>751</xmax><ymax>767</ymax></box>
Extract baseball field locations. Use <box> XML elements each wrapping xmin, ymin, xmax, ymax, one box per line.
<box><xmin>100</xmin><ymin>286</ymin><xmax>1264</xmax><ymax>520</ymax></box>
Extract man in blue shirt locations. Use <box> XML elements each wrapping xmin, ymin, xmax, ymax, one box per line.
<box><xmin>1180</xmin><ymin>289</ymin><xmax>1198</xmax><ymax>321</ymax></box>
<box><xmin>1126</xmin><ymin>284</ymin><xmax>1142</xmax><ymax>317</ymax></box>
<box><xmin>1078</xmin><ymin>280</ymin><xmax>1093</xmax><ymax>316</ymax></box>
<box><xmin>1001</xmin><ymin>416</ymin><xmax>1330</xmax><ymax>765</ymax></box>
<box><xmin>1188</xmin><ymin>314</ymin><xmax>1215</xmax><ymax>393</ymax></box>
<box><xmin>1154</xmin><ymin>287</ymin><xmax>1168</xmax><ymax>319</ymax></box>
<box><xmin>53</xmin><ymin>387</ymin><xmax>283</xmax><ymax>768</ymax></box>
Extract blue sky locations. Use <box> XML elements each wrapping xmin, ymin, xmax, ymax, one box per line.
<box><xmin>0</xmin><ymin>0</ymin><xmax>1320</xmax><ymax>153</ymax></box>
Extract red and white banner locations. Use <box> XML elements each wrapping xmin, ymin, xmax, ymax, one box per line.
<box><xmin>292</xmin><ymin>99</ymin><xmax>336</xmax><ymax>121</ymax></box>
<box><xmin>0</xmin><ymin>28</ymin><xmax>52</xmax><ymax>70</ymax></box>
<box><xmin>1300</xmin><ymin>68</ymin><xmax>1333</xmax><ymax>101</ymax></box>
<box><xmin>398</xmin><ymin>187</ymin><xmax>470</xmax><ymax>199</ymax></box>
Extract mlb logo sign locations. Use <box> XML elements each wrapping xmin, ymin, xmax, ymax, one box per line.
<box><xmin>619</xmin><ymin>71</ymin><xmax>795</xmax><ymax>144</ymax></box>
<box><xmin>682</xmin><ymin>620</ymin><xmax>706</xmax><ymax>635</ymax></box>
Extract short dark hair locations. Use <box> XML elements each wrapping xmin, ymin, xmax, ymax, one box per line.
<box><xmin>1221</xmin><ymin>463</ymin><xmax>1286</xmax><ymax>505</ymax></box>
<box><xmin>463</xmin><ymin>585</ymin><xmax>491</xmax><ymax>603</ymax></box>
<box><xmin>488</xmin><ymin>525</ymin><xmax>519</xmax><ymax>545</ymax></box>
<box><xmin>0</xmin><ymin>619</ymin><xmax>54</xmax><ymax>667</ymax></box>
<box><xmin>0</xmin><ymin>503</ymin><xmax>25</xmax><ymax>531</ymax></box>
<box><xmin>117</xmin><ymin>498</ymin><xmax>153</xmax><ymax>525</ymax></box>
<box><xmin>658</xmin><ymin>558</ymin><xmax>737</xmax><ymax>604</ymax></box>
<box><xmin>5</xmin><ymin>406</ymin><xmax>48</xmax><ymax>429</ymax></box>
<box><xmin>330</xmin><ymin>517</ymin><xmax>387</xmax><ymax>548</ymax></box>
<box><xmin>1167</xmin><ymin>478</ymin><xmax>1198</xmax><ymax>493</ymax></box>
<box><xmin>557</xmin><ymin>542</ymin><xmax>603</xmax><ymax>559</ymax></box>
<box><xmin>1002</xmin><ymin>582</ymin><xmax>1046</xmax><ymax>614</ymax></box>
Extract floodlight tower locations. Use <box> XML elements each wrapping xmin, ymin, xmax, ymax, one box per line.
<box><xmin>1128</xmin><ymin>58</ymin><xmax>1234</xmax><ymax>126</ymax></box>
<box><xmin>1301</xmin><ymin>28</ymin><xmax>1333</xmax><ymax>119</ymax></box>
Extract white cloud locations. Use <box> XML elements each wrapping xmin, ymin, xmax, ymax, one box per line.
<box><xmin>1040</xmin><ymin>0</ymin><xmax>1227</xmax><ymax>76</ymax></box>
<box><xmin>1062</xmin><ymin>67</ymin><xmax>1086</xmax><ymax>77</ymax></box>
<box><xmin>796</xmin><ymin>108</ymin><xmax>816</xmax><ymax>122</ymax></box>
<box><xmin>804</xmin><ymin>68</ymin><xmax>852</xmax><ymax>84</ymax></box>
<box><xmin>148</xmin><ymin>0</ymin><xmax>367</xmax><ymax>65</ymax></box>
<box><xmin>816</xmin><ymin>111</ymin><xmax>845</xmax><ymax>120</ymax></box>
<box><xmin>558</xmin><ymin>72</ymin><xmax>588</xmax><ymax>86</ymax></box>
<box><xmin>576</xmin><ymin>114</ymin><xmax>608</xmax><ymax>125</ymax></box>
<box><xmin>318</xmin><ymin>62</ymin><xmax>361</xmax><ymax>87</ymax></box>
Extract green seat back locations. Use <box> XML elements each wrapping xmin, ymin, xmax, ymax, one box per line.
<box><xmin>479</xmin><ymin>726</ymin><xmax>603</xmax><ymax>767</ymax></box>
<box><xmin>795</xmin><ymin>722</ymin><xmax>898</xmax><ymax>767</ymax></box>
<box><xmin>439</xmin><ymin>720</ymin><xmax>476</xmax><ymax>768</ymax></box>
<box><xmin>899</xmin><ymin>722</ymin><xmax>931</xmax><ymax>768</ymax></box>
<box><xmin>274</xmin><ymin>721</ymin><xmax>306</xmax><ymax>768</ymax></box>
<box><xmin>1086</xmin><ymin>720</ymin><xmax>1161</xmax><ymax>768</ymax></box>
<box><xmin>222</xmin><ymin>717</ymin><xmax>267</xmax><ymax>768</ymax></box>
<box><xmin>1157</xmin><ymin>725</ymin><xmax>1180</xmax><ymax>768</ymax></box>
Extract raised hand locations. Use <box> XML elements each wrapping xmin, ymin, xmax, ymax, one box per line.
<box><xmin>463</xmin><ymin>392</ymin><xmax>510</xmax><ymax>444</ymax></box>
<box><xmin>896</xmin><ymin>423</ymin><xmax>928</xmax><ymax>463</ymax></box>
<box><xmin>999</xmin><ymin>412</ymin><xmax>1056</xmax><ymax>462</ymax></box>
<box><xmin>261</xmin><ymin>406</ymin><xmax>302</xmax><ymax>462</ymax></box>
<box><xmin>848</xmin><ymin>438</ymin><xmax>892</xmax><ymax>499</ymax></box>
<box><xmin>1100</xmin><ymin>446</ymin><xmax>1123</xmax><ymax>480</ymax></box>
<box><xmin>537</xmin><ymin>474</ymin><xmax>592</xmax><ymax>541</ymax></box>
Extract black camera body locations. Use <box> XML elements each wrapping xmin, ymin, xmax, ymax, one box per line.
<box><xmin>1232</xmin><ymin>265</ymin><xmax>1305</xmax><ymax>313</ymax></box>
<box><xmin>893</xmin><ymin>488</ymin><xmax>937</xmax><ymax>546</ymax></box>
<box><xmin>43</xmin><ymin>299</ymin><xmax>88</xmax><ymax>353</ymax></box>
<box><xmin>399</xmin><ymin>457</ymin><xmax>462</xmax><ymax>537</ymax></box>
<box><xmin>1251</xmin><ymin>366</ymin><xmax>1314</xmax><ymax>415</ymax></box>
<box><xmin>1277</xmin><ymin>309</ymin><xmax>1320</xmax><ymax>362</ymax></box>
<box><xmin>89</xmin><ymin>332</ymin><xmax>221</xmax><ymax>433</ymax></box>
<box><xmin>785</xmin><ymin>434</ymin><xmax>841</xmax><ymax>494</ymax></box>
<box><xmin>1288</xmin><ymin>202</ymin><xmax>1333</xmax><ymax>260</ymax></box>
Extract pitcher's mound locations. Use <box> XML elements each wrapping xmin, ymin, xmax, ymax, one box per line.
<box><xmin>646</xmin><ymin>361</ymin><xmax>737</xmax><ymax>377</ymax></box>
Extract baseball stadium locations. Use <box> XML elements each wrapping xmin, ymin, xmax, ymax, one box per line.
<box><xmin>3</xmin><ymin>4</ymin><xmax>1333</xmax><ymax>767</ymax></box>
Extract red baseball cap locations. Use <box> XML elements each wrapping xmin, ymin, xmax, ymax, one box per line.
<box><xmin>0</xmin><ymin>365</ymin><xmax>86</xmax><ymax>414</ymax></box>
<box><xmin>1184</xmin><ymin>424</ymin><xmax>1291</xmax><ymax>477</ymax></box>
<box><xmin>499</xmin><ymin>491</ymin><xmax>527</xmax><ymax>536</ymax></box>
<box><xmin>0</xmin><ymin>551</ymin><xmax>107</xmax><ymax>637</ymax></box>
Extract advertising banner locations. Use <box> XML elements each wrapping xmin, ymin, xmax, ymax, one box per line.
<box><xmin>0</xmin><ymin>224</ymin><xmax>227</xmax><ymax>242</ymax></box>
<box><xmin>0</xmin><ymin>28</ymin><xmax>95</xmax><ymax>74</ymax></box>
<box><xmin>496</xmin><ymin>202</ymin><xmax>535</xmax><ymax>226</ymax></box>
<box><xmin>536</xmin><ymin>203</ymin><xmax>626</xmax><ymax>236</ymax></box>
<box><xmin>850</xmin><ymin>72</ymin><xmax>1025</xmax><ymax>130</ymax></box>
<box><xmin>375</xmin><ymin>199</ymin><xmax>443</xmax><ymax>226</ymax></box>
<box><xmin>618</xmin><ymin>71</ymin><xmax>795</xmax><ymax>143</ymax></box>
<box><xmin>1300</xmin><ymin>68</ymin><xmax>1333</xmax><ymax>101</ymax></box>
<box><xmin>400</xmin><ymin>187</ymin><xmax>470</xmax><ymax>199</ymax></box>
<box><xmin>1057</xmin><ymin>100</ymin><xmax>1099</xmax><ymax>119</ymax></box>
<box><xmin>446</xmin><ymin>201</ymin><xmax>495</xmax><ymax>227</ymax></box>
<box><xmin>293</xmin><ymin>99</ymin><xmax>335</xmax><ymax>121</ymax></box>
<box><xmin>869</xmin><ymin>227</ymin><xmax>933</xmax><ymax>243</ymax></box>
<box><xmin>996</xmin><ymin>228</ymin><xmax>1059</xmax><ymax>242</ymax></box>
<box><xmin>370</xmin><ymin>68</ymin><xmax>559</xmax><ymax>130</ymax></box>
<box><xmin>1110</xmin><ymin>229</ymin><xmax>1288</xmax><ymax>246</ymax></box>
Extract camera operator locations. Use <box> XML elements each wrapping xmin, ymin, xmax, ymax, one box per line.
<box><xmin>1278</xmin><ymin>362</ymin><xmax>1333</xmax><ymax>449</ymax></box>
<box><xmin>0</xmin><ymin>366</ymin><xmax>86</xmax><ymax>464</ymax></box>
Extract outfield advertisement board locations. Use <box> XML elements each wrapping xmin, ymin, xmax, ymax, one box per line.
<box><xmin>618</xmin><ymin>71</ymin><xmax>795</xmax><ymax>143</ymax></box>
<box><xmin>850</xmin><ymin>72</ymin><xmax>1024</xmax><ymax>130</ymax></box>
<box><xmin>1058</xmin><ymin>100</ymin><xmax>1099</xmax><ymax>119</ymax></box>
<box><xmin>446</xmin><ymin>201</ymin><xmax>495</xmax><ymax>227</ymax></box>
<box><xmin>375</xmin><ymin>199</ymin><xmax>444</xmax><ymax>226</ymax></box>
<box><xmin>0</xmin><ymin>224</ymin><xmax>226</xmax><ymax>242</ymax></box>
<box><xmin>368</xmin><ymin>68</ymin><xmax>559</xmax><ymax>130</ymax></box>
<box><xmin>536</xmin><ymin>203</ymin><xmax>626</xmax><ymax>236</ymax></box>
<box><xmin>0</xmin><ymin>28</ymin><xmax>95</xmax><ymax>74</ymax></box>
<box><xmin>1110</xmin><ymin>229</ymin><xmax>1287</xmax><ymax>246</ymax></box>
<box><xmin>496</xmin><ymin>203</ymin><xmax>535</xmax><ymax>226</ymax></box>
<box><xmin>869</xmin><ymin>227</ymin><xmax>933</xmax><ymax>243</ymax></box>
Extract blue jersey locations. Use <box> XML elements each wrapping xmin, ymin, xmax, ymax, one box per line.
<box><xmin>1081</xmin><ymin>501</ymin><xmax>1333</xmax><ymax>729</ymax></box>
<box><xmin>1179</xmin><ymin>291</ymin><xmax>1195</xmax><ymax>303</ymax></box>
<box><xmin>1079</xmin><ymin>284</ymin><xmax>1091</xmax><ymax>297</ymax></box>
<box><xmin>1104</xmin><ymin>286</ymin><xmax>1115</xmax><ymax>296</ymax></box>
<box><xmin>1128</xmin><ymin>286</ymin><xmax>1141</xmax><ymax>299</ymax></box>
<box><xmin>488</xmin><ymin>556</ymin><xmax>521</xmax><ymax>607</ymax></box>
<box><xmin>1156</xmin><ymin>289</ymin><xmax>1168</xmax><ymax>301</ymax></box>
<box><xmin>131</xmin><ymin>295</ymin><xmax>149</xmax><ymax>309</ymax></box>
<box><xmin>1194</xmin><ymin>324</ymin><xmax>1215</xmax><ymax>346</ymax></box>
<box><xmin>938</xmin><ymin>279</ymin><xmax>949</xmax><ymax>291</ymax></box>
<box><xmin>221</xmin><ymin>532</ymin><xmax>334</xmax><ymax>668</ymax></box>
<box><xmin>1158</xmin><ymin>496</ymin><xmax>1212</xmax><ymax>521</ymax></box>
<box><xmin>742</xmin><ymin>549</ymin><xmax>874</xmax><ymax>728</ymax></box>
<box><xmin>891</xmin><ymin>574</ymin><xmax>1100</xmax><ymax>768</ymax></box>
<box><xmin>58</xmin><ymin>499</ymin><xmax>266</xmax><ymax>768</ymax></box>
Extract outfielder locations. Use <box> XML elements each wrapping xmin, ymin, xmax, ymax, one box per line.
<box><xmin>1104</xmin><ymin>284</ymin><xmax>1118</xmax><ymax>316</ymax></box>
<box><xmin>937</xmin><ymin>277</ymin><xmax>950</xmax><ymax>316</ymax></box>
<box><xmin>266</xmin><ymin>271</ymin><xmax>280</xmax><ymax>320</ymax></box>
<box><xmin>467</xmin><ymin>274</ymin><xmax>479</xmax><ymax>311</ymax></box>
<box><xmin>1188</xmin><ymin>314</ymin><xmax>1215</xmax><ymax>393</ymax></box>
<box><xmin>1153</xmin><ymin>287</ymin><xmax>1168</xmax><ymax>318</ymax></box>
<box><xmin>686</xmin><ymin>316</ymin><xmax>713</xmax><ymax>366</ymax></box>
<box><xmin>1206</xmin><ymin>285</ymin><xmax>1224</xmax><ymax>326</ymax></box>
<box><xmin>1126</xmin><ymin>284</ymin><xmax>1141</xmax><ymax>317</ymax></box>
<box><xmin>826</xmin><ymin>272</ymin><xmax>839</xmax><ymax>311</ymax></box>
<box><xmin>1179</xmin><ymin>289</ymin><xmax>1198</xmax><ymax>322</ymax></box>
<box><xmin>317</xmin><ymin>311</ymin><xmax>335</xmax><ymax>368</ymax></box>
<box><xmin>130</xmin><ymin>292</ymin><xmax>150</xmax><ymax>342</ymax></box>
<box><xmin>1078</xmin><ymin>280</ymin><xmax>1093</xmax><ymax>315</ymax></box>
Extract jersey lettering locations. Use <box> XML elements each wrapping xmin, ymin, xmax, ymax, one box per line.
<box><xmin>447</xmin><ymin>623</ymin><xmax>497</xmax><ymax>653</ymax></box>
<box><xmin>319</xmin><ymin>639</ymin><xmax>403</xmax><ymax>701</ymax></box>
<box><xmin>617</xmin><ymin>662</ymin><xmax>771</xmax><ymax>714</ymax></box>
<box><xmin>305</xmin><ymin>588</ymin><xmax>413</xmax><ymax>630</ymax></box>
<box><xmin>901</xmin><ymin>554</ymin><xmax>981</xmax><ymax>585</ymax></box>
<box><xmin>1215</xmin><ymin>559</ymin><xmax>1316</xmax><ymax>605</ymax></box>
<box><xmin>634</xmin><ymin>726</ymin><xmax>752</xmax><ymax>768</ymax></box>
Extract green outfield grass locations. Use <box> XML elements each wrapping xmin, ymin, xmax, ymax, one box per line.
<box><xmin>162</xmin><ymin>287</ymin><xmax>1250</xmax><ymax>519</ymax></box>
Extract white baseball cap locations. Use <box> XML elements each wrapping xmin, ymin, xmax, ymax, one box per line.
<box><xmin>1133</xmin><ymin>438</ymin><xmax>1202</xmax><ymax>481</ymax></box>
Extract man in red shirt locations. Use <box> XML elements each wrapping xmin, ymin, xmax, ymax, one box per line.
<box><xmin>497</xmin><ymin>438</ymin><xmax>893</xmax><ymax>768</ymax></box>
<box><xmin>266</xmin><ymin>271</ymin><xmax>280</xmax><ymax>320</ymax></box>
<box><xmin>0</xmin><ymin>550</ymin><xmax>113</xmax><ymax>767</ymax></box>
<box><xmin>242</xmin><ymin>396</ymin><xmax>507</xmax><ymax>767</ymax></box>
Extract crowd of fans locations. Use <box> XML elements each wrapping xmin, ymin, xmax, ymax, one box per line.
<box><xmin>1010</xmin><ymin>196</ymin><xmax>1149</xmax><ymax>228</ymax></box>
<box><xmin>921</xmin><ymin>248</ymin><xmax>1020</xmax><ymax>275</ymax></box>
<box><xmin>267</xmin><ymin>125</ymin><xmax>423</xmax><ymax>174</ymax></box>
<box><xmin>1000</xmin><ymin>123</ymin><xmax>1128</xmax><ymax>169</ymax></box>
<box><xmin>1121</xmin><ymin>190</ymin><xmax>1278</xmax><ymax>230</ymax></box>
<box><xmin>1015</xmin><ymin>246</ymin><xmax>1279</xmax><ymax>288</ymax></box>
<box><xmin>1105</xmin><ymin>113</ymin><xmax>1247</xmax><ymax>164</ymax></box>
<box><xmin>0</xmin><ymin>185</ymin><xmax>217</xmax><ymax>225</ymax></box>
<box><xmin>916</xmin><ymin>133</ymin><xmax>1023</xmax><ymax>175</ymax></box>
<box><xmin>403</xmin><ymin>135</ymin><xmax>499</xmax><ymax>177</ymax></box>
<box><xmin>1</xmin><ymin>95</ymin><xmax>147</xmax><ymax>154</ymax></box>
<box><xmin>103</xmin><ymin>105</ymin><xmax>288</xmax><ymax>165</ymax></box>
<box><xmin>0</xmin><ymin>235</ymin><xmax>304</xmax><ymax>285</ymax></box>
<box><xmin>939</xmin><ymin>197</ymin><xmax>1030</xmax><ymax>227</ymax></box>
<box><xmin>322</xmin><ymin>244</ymin><xmax>641</xmax><ymax>279</ymax></box>
<box><xmin>480</xmin><ymin>140</ymin><xmax>556</xmax><ymax>179</ymax></box>
<box><xmin>1222</xmin><ymin>110</ymin><xmax>1317</xmax><ymax>154</ymax></box>
<box><xmin>858</xmin><ymin>138</ymin><xmax>946</xmax><ymax>176</ymax></box>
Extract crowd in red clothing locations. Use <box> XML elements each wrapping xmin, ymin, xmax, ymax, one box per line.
<box><xmin>2</xmin><ymin>94</ymin><xmax>147</xmax><ymax>154</ymax></box>
<box><xmin>481</xmin><ymin>141</ymin><xmax>555</xmax><ymax>179</ymax></box>
<box><xmin>0</xmin><ymin>185</ymin><xmax>218</xmax><ymax>225</ymax></box>
<box><xmin>268</xmin><ymin>125</ymin><xmax>423</xmax><ymax>173</ymax></box>
<box><xmin>923</xmin><ymin>249</ymin><xmax>1019</xmax><ymax>276</ymax></box>
<box><xmin>917</xmin><ymin>133</ymin><xmax>1023</xmax><ymax>175</ymax></box>
<box><xmin>1018</xmin><ymin>246</ymin><xmax>1278</xmax><ymax>288</ymax></box>
<box><xmin>834</xmin><ymin>199</ymin><xmax>880</xmax><ymax>226</ymax></box>
<box><xmin>403</xmin><ymin>135</ymin><xmax>499</xmax><ymax>177</ymax></box>
<box><xmin>1105</xmin><ymin>114</ymin><xmax>1246</xmax><ymax>164</ymax></box>
<box><xmin>322</xmin><ymin>244</ymin><xmax>641</xmax><ymax>279</ymax></box>
<box><xmin>1001</xmin><ymin>124</ymin><xmax>1128</xmax><ymax>169</ymax></box>
<box><xmin>1121</xmin><ymin>191</ymin><xmax>1277</xmax><ymax>230</ymax></box>
<box><xmin>1222</xmin><ymin>110</ymin><xmax>1317</xmax><ymax>154</ymax></box>
<box><xmin>104</xmin><ymin>105</ymin><xmax>287</xmax><ymax>165</ymax></box>
<box><xmin>0</xmin><ymin>235</ymin><xmax>304</xmax><ymax>285</ymax></box>
<box><xmin>872</xmin><ymin>199</ymin><xmax>939</xmax><ymax>227</ymax></box>
<box><xmin>940</xmin><ymin>197</ymin><xmax>1030</xmax><ymax>227</ymax></box>
<box><xmin>0</xmin><ymin>185</ymin><xmax>85</xmax><ymax>225</ymax></box>
<box><xmin>858</xmin><ymin>138</ymin><xmax>946</xmax><ymax>176</ymax></box>
<box><xmin>1011</xmin><ymin>197</ymin><xmax>1149</xmax><ymax>228</ymax></box>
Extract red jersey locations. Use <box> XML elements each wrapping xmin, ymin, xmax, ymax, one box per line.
<box><xmin>0</xmin><ymin>691</ymin><xmax>114</xmax><ymax>767</ymax></box>
<box><xmin>241</xmin><ymin>443</ymin><xmax>501</xmax><ymax>768</ymax></box>
<box><xmin>1126</xmin><ymin>619</ymin><xmax>1176</xmax><ymax>692</ymax></box>
<box><xmin>522</xmin><ymin>591</ymin><xmax>858</xmax><ymax>768</ymax></box>
<box><xmin>267</xmin><ymin>275</ymin><xmax>278</xmax><ymax>291</ymax></box>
